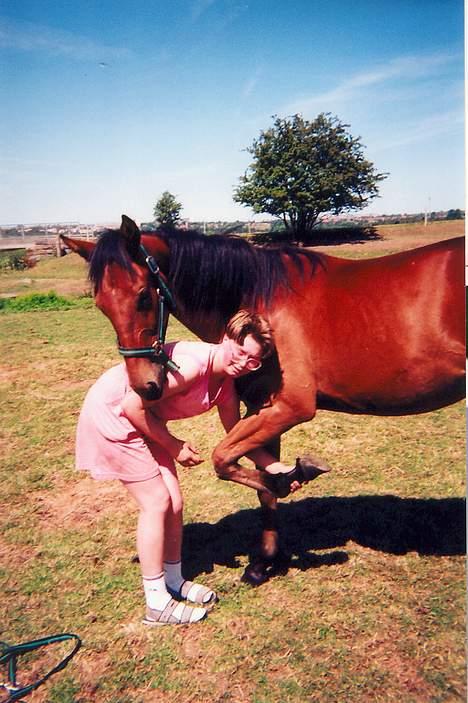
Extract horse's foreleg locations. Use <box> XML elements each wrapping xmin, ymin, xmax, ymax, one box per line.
<box><xmin>257</xmin><ymin>458</ymin><xmax>279</xmax><ymax>562</ymax></box>
<box><xmin>214</xmin><ymin>397</ymin><xmax>316</xmax><ymax>586</ymax></box>
<box><xmin>212</xmin><ymin>397</ymin><xmax>316</xmax><ymax>495</ymax></box>
<box><xmin>242</xmin><ymin>489</ymin><xmax>285</xmax><ymax>587</ymax></box>
<box><xmin>242</xmin><ymin>436</ymin><xmax>282</xmax><ymax>586</ymax></box>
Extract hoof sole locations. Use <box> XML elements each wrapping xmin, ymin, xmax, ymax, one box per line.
<box><xmin>270</xmin><ymin>456</ymin><xmax>332</xmax><ymax>498</ymax></box>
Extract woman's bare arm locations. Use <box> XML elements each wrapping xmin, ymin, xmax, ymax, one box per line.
<box><xmin>121</xmin><ymin>353</ymin><xmax>204</xmax><ymax>466</ymax></box>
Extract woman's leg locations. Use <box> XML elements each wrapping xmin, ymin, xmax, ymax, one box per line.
<box><xmin>122</xmin><ymin>475</ymin><xmax>206</xmax><ymax>624</ymax></box>
<box><xmin>155</xmin><ymin>456</ymin><xmax>184</xmax><ymax>563</ymax></box>
<box><xmin>122</xmin><ymin>475</ymin><xmax>171</xmax><ymax>578</ymax></box>
<box><xmin>154</xmin><ymin>450</ymin><xmax>217</xmax><ymax>606</ymax></box>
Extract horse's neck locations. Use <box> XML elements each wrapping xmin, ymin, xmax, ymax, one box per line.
<box><xmin>141</xmin><ymin>234</ymin><xmax>170</xmax><ymax>269</ymax></box>
<box><xmin>174</xmin><ymin>308</ymin><xmax>225</xmax><ymax>343</ymax></box>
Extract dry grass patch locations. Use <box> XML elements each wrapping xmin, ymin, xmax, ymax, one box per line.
<box><xmin>313</xmin><ymin>219</ymin><xmax>464</xmax><ymax>259</ymax></box>
<box><xmin>36</xmin><ymin>476</ymin><xmax>131</xmax><ymax>532</ymax></box>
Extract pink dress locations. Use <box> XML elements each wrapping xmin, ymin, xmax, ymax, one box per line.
<box><xmin>75</xmin><ymin>341</ymin><xmax>235</xmax><ymax>481</ymax></box>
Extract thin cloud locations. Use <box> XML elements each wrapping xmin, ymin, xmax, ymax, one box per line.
<box><xmin>282</xmin><ymin>51</ymin><xmax>461</xmax><ymax>115</ymax></box>
<box><xmin>372</xmin><ymin>109</ymin><xmax>464</xmax><ymax>152</ymax></box>
<box><xmin>0</xmin><ymin>18</ymin><xmax>132</xmax><ymax>62</ymax></box>
<box><xmin>1</xmin><ymin>156</ymin><xmax>59</xmax><ymax>168</ymax></box>
<box><xmin>191</xmin><ymin>0</ymin><xmax>217</xmax><ymax>21</ymax></box>
<box><xmin>242</xmin><ymin>66</ymin><xmax>263</xmax><ymax>99</ymax></box>
<box><xmin>191</xmin><ymin>0</ymin><xmax>247</xmax><ymax>28</ymax></box>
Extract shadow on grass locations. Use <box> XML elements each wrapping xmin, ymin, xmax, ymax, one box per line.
<box><xmin>182</xmin><ymin>495</ymin><xmax>466</xmax><ymax>579</ymax></box>
<box><xmin>251</xmin><ymin>225</ymin><xmax>382</xmax><ymax>247</ymax></box>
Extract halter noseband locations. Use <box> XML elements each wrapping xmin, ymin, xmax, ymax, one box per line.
<box><xmin>117</xmin><ymin>243</ymin><xmax>179</xmax><ymax>373</ymax></box>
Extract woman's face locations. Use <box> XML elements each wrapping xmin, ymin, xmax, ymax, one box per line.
<box><xmin>220</xmin><ymin>334</ymin><xmax>264</xmax><ymax>377</ymax></box>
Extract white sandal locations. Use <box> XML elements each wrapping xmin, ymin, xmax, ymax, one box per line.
<box><xmin>167</xmin><ymin>580</ymin><xmax>218</xmax><ymax>607</ymax></box>
<box><xmin>143</xmin><ymin>598</ymin><xmax>207</xmax><ymax>626</ymax></box>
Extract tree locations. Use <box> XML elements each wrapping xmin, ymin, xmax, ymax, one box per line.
<box><xmin>270</xmin><ymin>220</ymin><xmax>286</xmax><ymax>233</ymax></box>
<box><xmin>234</xmin><ymin>113</ymin><xmax>387</xmax><ymax>242</ymax></box>
<box><xmin>446</xmin><ymin>208</ymin><xmax>464</xmax><ymax>220</ymax></box>
<box><xmin>153</xmin><ymin>191</ymin><xmax>183</xmax><ymax>229</ymax></box>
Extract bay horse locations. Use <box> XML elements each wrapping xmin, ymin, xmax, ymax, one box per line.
<box><xmin>62</xmin><ymin>216</ymin><xmax>465</xmax><ymax>585</ymax></box>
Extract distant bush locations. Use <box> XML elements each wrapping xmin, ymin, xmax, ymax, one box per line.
<box><xmin>446</xmin><ymin>209</ymin><xmax>464</xmax><ymax>220</ymax></box>
<box><xmin>0</xmin><ymin>291</ymin><xmax>93</xmax><ymax>313</ymax></box>
<box><xmin>0</xmin><ymin>249</ymin><xmax>29</xmax><ymax>271</ymax></box>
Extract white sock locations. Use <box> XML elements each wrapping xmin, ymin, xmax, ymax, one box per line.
<box><xmin>142</xmin><ymin>572</ymin><xmax>172</xmax><ymax>610</ymax></box>
<box><xmin>164</xmin><ymin>560</ymin><xmax>183</xmax><ymax>590</ymax></box>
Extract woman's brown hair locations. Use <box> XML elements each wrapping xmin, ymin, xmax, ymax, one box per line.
<box><xmin>225</xmin><ymin>310</ymin><xmax>274</xmax><ymax>358</ymax></box>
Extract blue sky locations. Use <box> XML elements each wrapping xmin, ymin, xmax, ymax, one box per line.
<box><xmin>0</xmin><ymin>0</ymin><xmax>464</xmax><ymax>224</ymax></box>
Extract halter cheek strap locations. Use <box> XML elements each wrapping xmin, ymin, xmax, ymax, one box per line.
<box><xmin>117</xmin><ymin>243</ymin><xmax>180</xmax><ymax>373</ymax></box>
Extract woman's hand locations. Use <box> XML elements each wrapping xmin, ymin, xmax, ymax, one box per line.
<box><xmin>175</xmin><ymin>441</ymin><xmax>203</xmax><ymax>468</ymax></box>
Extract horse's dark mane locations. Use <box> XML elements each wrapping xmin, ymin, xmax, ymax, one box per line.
<box><xmin>156</xmin><ymin>228</ymin><xmax>323</xmax><ymax>320</ymax></box>
<box><xmin>88</xmin><ymin>229</ymin><xmax>134</xmax><ymax>292</ymax></box>
<box><xmin>89</xmin><ymin>227</ymin><xmax>323</xmax><ymax>318</ymax></box>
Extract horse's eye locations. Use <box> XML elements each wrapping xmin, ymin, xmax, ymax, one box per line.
<box><xmin>137</xmin><ymin>289</ymin><xmax>153</xmax><ymax>312</ymax></box>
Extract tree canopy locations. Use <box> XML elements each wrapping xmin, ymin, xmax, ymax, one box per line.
<box><xmin>234</xmin><ymin>113</ymin><xmax>387</xmax><ymax>241</ymax></box>
<box><xmin>153</xmin><ymin>191</ymin><xmax>183</xmax><ymax>229</ymax></box>
<box><xmin>446</xmin><ymin>208</ymin><xmax>464</xmax><ymax>220</ymax></box>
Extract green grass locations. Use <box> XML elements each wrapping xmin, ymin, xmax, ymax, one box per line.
<box><xmin>0</xmin><ymin>222</ymin><xmax>465</xmax><ymax>702</ymax></box>
<box><xmin>0</xmin><ymin>290</ymin><xmax>93</xmax><ymax>312</ymax></box>
<box><xmin>0</xmin><ymin>251</ymin><xmax>91</xmax><ymax>296</ymax></box>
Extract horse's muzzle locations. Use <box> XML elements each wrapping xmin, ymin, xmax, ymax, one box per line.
<box><xmin>140</xmin><ymin>381</ymin><xmax>164</xmax><ymax>401</ymax></box>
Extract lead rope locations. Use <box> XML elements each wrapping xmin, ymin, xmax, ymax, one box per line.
<box><xmin>0</xmin><ymin>634</ymin><xmax>81</xmax><ymax>702</ymax></box>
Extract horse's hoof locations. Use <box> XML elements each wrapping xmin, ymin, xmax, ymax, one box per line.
<box><xmin>241</xmin><ymin>561</ymin><xmax>269</xmax><ymax>587</ymax></box>
<box><xmin>269</xmin><ymin>456</ymin><xmax>332</xmax><ymax>498</ymax></box>
<box><xmin>269</xmin><ymin>550</ymin><xmax>290</xmax><ymax>576</ymax></box>
<box><xmin>241</xmin><ymin>551</ymin><xmax>290</xmax><ymax>586</ymax></box>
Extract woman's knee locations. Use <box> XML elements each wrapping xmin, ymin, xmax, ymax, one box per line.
<box><xmin>158</xmin><ymin>466</ymin><xmax>184</xmax><ymax>515</ymax></box>
<box><xmin>124</xmin><ymin>476</ymin><xmax>172</xmax><ymax>515</ymax></box>
<box><xmin>143</xmin><ymin>485</ymin><xmax>172</xmax><ymax>516</ymax></box>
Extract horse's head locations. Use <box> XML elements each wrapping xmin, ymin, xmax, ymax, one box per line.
<box><xmin>62</xmin><ymin>215</ymin><xmax>171</xmax><ymax>401</ymax></box>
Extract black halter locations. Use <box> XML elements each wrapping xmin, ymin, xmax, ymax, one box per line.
<box><xmin>117</xmin><ymin>243</ymin><xmax>179</xmax><ymax>373</ymax></box>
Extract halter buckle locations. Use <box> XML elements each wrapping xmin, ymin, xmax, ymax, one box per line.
<box><xmin>152</xmin><ymin>342</ymin><xmax>180</xmax><ymax>373</ymax></box>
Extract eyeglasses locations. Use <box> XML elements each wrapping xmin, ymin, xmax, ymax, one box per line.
<box><xmin>228</xmin><ymin>339</ymin><xmax>263</xmax><ymax>371</ymax></box>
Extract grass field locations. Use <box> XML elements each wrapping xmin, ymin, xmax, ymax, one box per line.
<box><xmin>0</xmin><ymin>221</ymin><xmax>465</xmax><ymax>702</ymax></box>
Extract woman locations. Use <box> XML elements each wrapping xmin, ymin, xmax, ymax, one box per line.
<box><xmin>76</xmin><ymin>311</ymin><xmax>304</xmax><ymax>626</ymax></box>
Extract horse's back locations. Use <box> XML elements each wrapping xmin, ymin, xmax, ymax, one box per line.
<box><xmin>320</xmin><ymin>236</ymin><xmax>464</xmax><ymax>313</ymax></box>
<box><xmin>282</xmin><ymin>236</ymin><xmax>465</xmax><ymax>415</ymax></box>
<box><xmin>321</xmin><ymin>235</ymin><xmax>463</xmax><ymax>272</ymax></box>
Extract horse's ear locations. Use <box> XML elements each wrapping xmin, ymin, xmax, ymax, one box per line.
<box><xmin>120</xmin><ymin>215</ymin><xmax>141</xmax><ymax>259</ymax></box>
<box><xmin>61</xmin><ymin>235</ymin><xmax>95</xmax><ymax>261</ymax></box>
